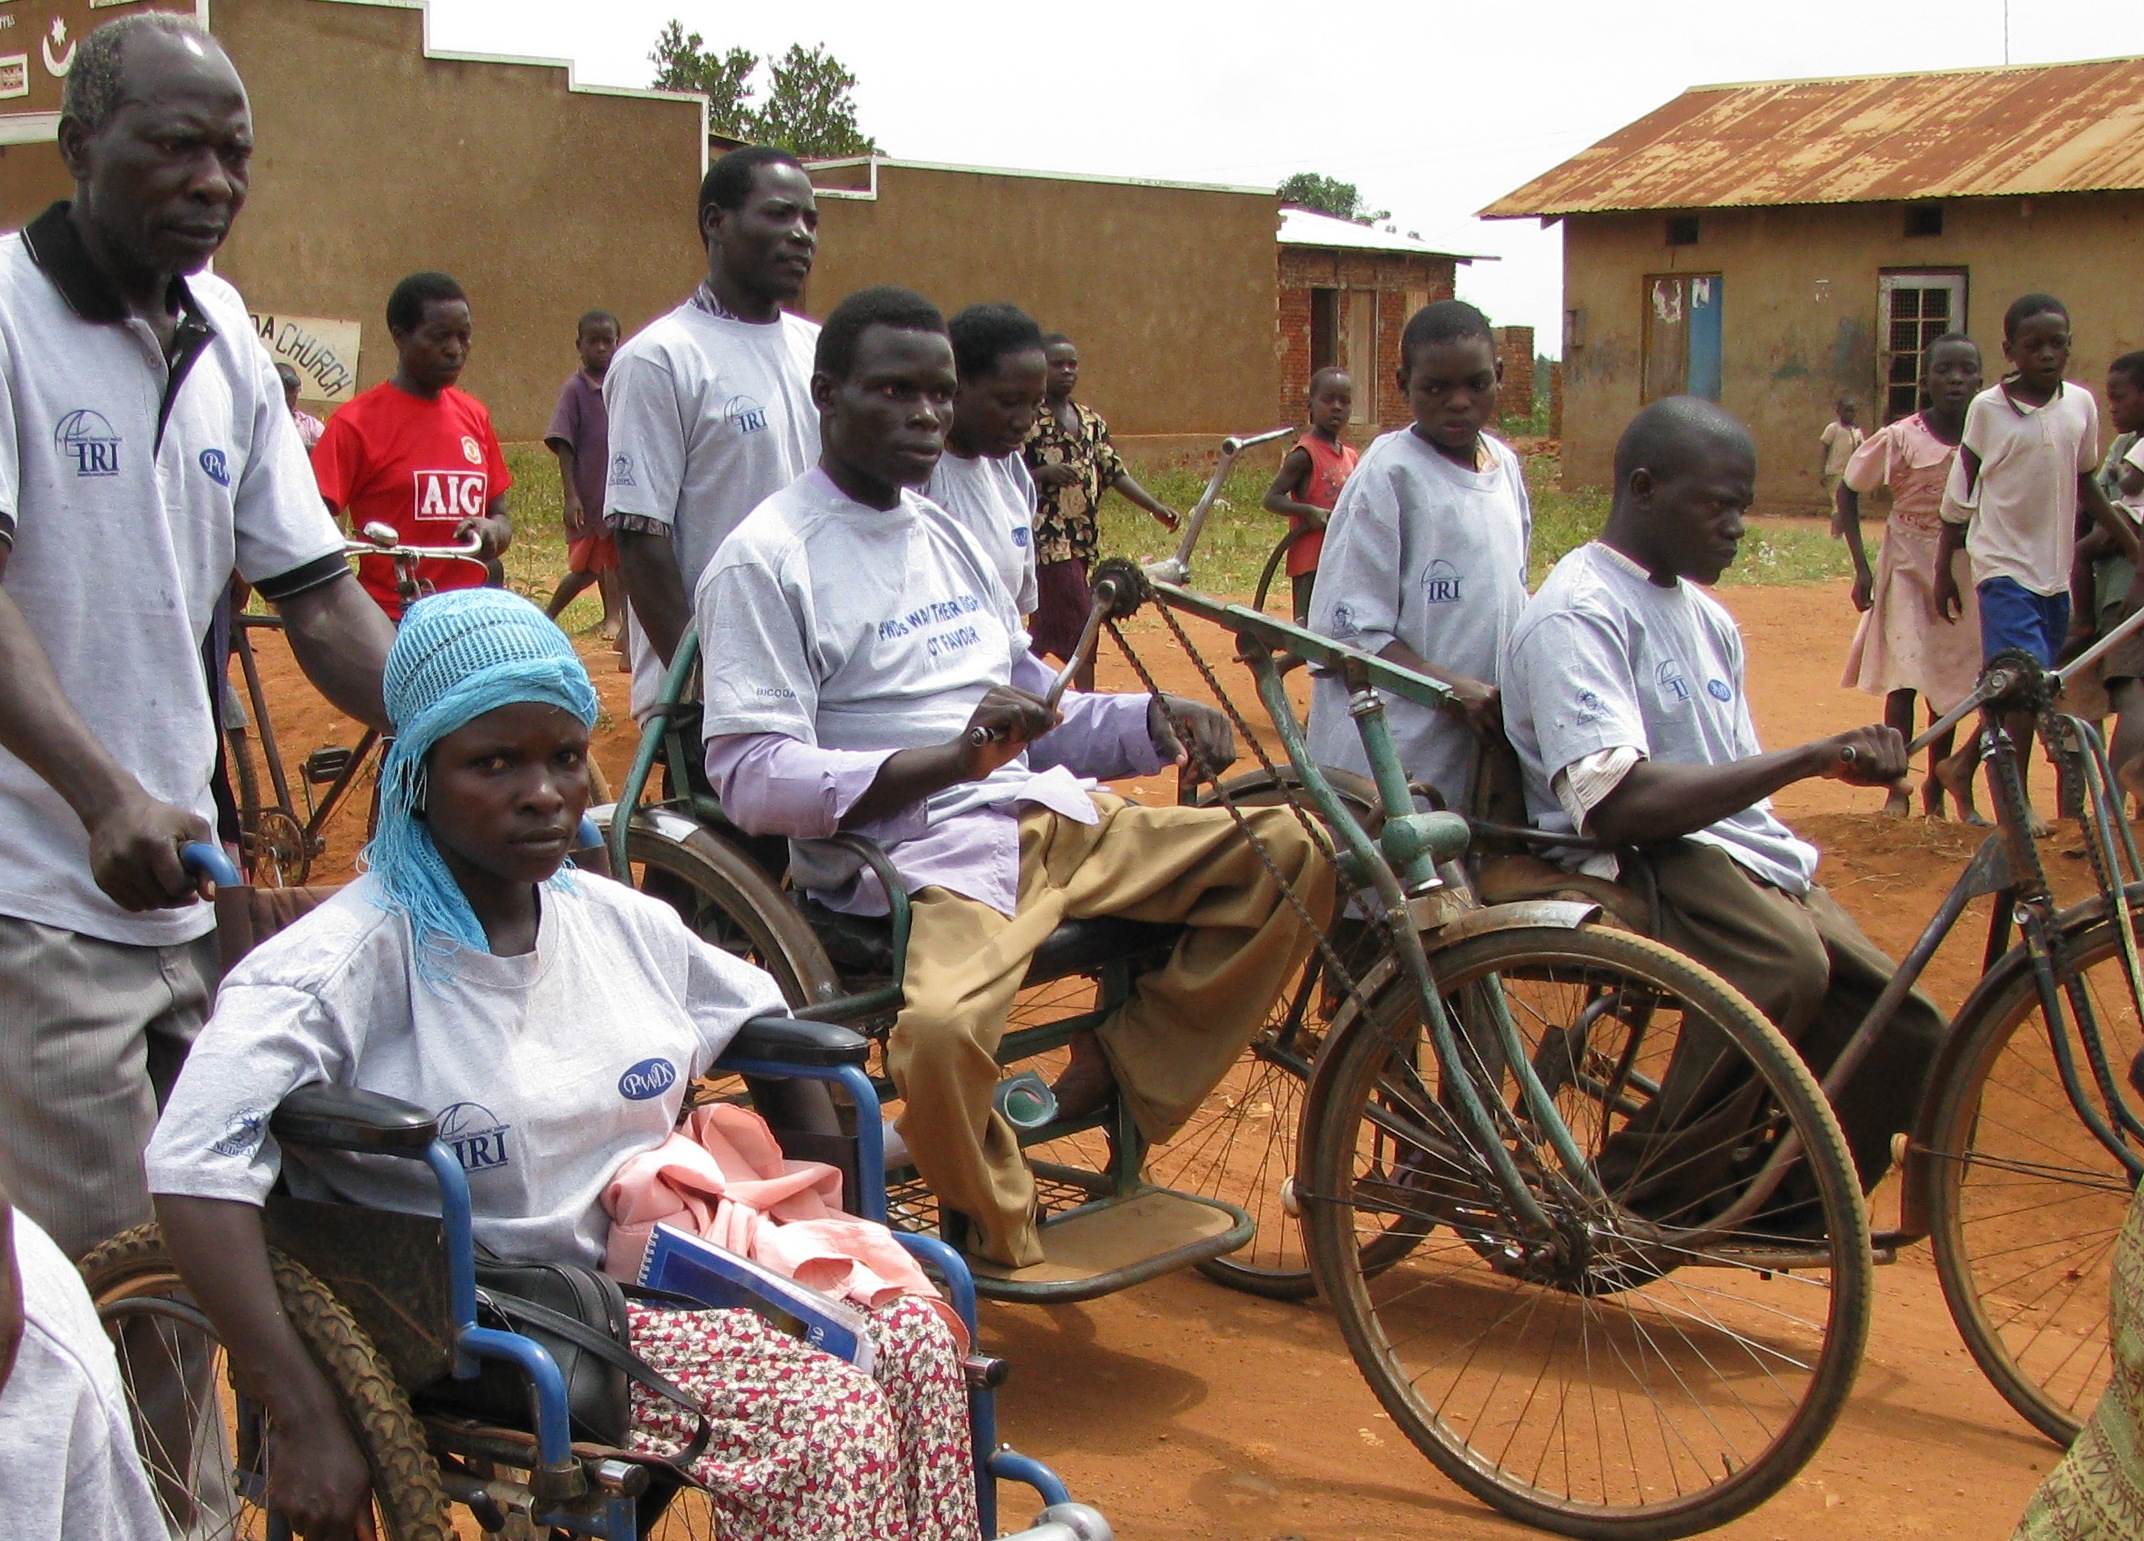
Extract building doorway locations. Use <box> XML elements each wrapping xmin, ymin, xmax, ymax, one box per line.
<box><xmin>1641</xmin><ymin>273</ymin><xmax>1723</xmax><ymax>402</ymax></box>
<box><xmin>1346</xmin><ymin>290</ymin><xmax>1378</xmax><ymax>424</ymax></box>
<box><xmin>1879</xmin><ymin>270</ymin><xmax>1968</xmax><ymax>423</ymax></box>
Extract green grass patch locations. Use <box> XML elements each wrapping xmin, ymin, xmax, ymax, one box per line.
<box><xmin>489</xmin><ymin>440</ymin><xmax>1851</xmax><ymax>633</ymax></box>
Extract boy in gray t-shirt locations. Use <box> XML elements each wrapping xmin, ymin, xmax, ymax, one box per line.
<box><xmin>1307</xmin><ymin>300</ymin><xmax>1530</xmax><ymax>814</ymax></box>
<box><xmin>1501</xmin><ymin>397</ymin><xmax>1944</xmax><ymax>1213</ymax></box>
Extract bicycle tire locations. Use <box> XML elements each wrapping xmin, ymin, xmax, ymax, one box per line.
<box><xmin>1301</xmin><ymin>924</ymin><xmax>1873</xmax><ymax>1540</ymax></box>
<box><xmin>600</xmin><ymin>812</ymin><xmax>840</xmax><ymax>1008</ymax></box>
<box><xmin>82</xmin><ymin>1222</ymin><xmax>451</xmax><ymax>1541</ymax></box>
<box><xmin>1925</xmin><ymin>905</ymin><xmax>2144</xmax><ymax>1445</ymax></box>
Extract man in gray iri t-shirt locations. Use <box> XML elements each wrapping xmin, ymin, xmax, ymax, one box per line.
<box><xmin>1501</xmin><ymin>398</ymin><xmax>1943</xmax><ymax>1215</ymax></box>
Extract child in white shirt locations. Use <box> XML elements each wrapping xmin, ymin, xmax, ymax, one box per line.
<box><xmin>1306</xmin><ymin>300</ymin><xmax>1532</xmax><ymax>813</ymax></box>
<box><xmin>1934</xmin><ymin>293</ymin><xmax>2139</xmax><ymax>825</ymax></box>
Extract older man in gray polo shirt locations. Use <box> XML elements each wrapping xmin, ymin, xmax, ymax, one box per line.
<box><xmin>0</xmin><ymin>14</ymin><xmax>393</xmax><ymax>1262</ymax></box>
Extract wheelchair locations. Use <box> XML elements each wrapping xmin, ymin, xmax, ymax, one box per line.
<box><xmin>84</xmin><ymin>844</ymin><xmax>1110</xmax><ymax>1540</ymax></box>
<box><xmin>594</xmin><ymin>640</ymin><xmax>1337</xmax><ymax>1305</ymax></box>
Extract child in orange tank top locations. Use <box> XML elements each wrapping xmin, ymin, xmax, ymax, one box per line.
<box><xmin>1263</xmin><ymin>368</ymin><xmax>1359</xmax><ymax>622</ymax></box>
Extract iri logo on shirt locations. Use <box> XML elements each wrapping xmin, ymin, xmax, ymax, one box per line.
<box><xmin>413</xmin><ymin>470</ymin><xmax>489</xmax><ymax>520</ymax></box>
<box><xmin>438</xmin><ymin>1101</ymin><xmax>512</xmax><ymax>1172</ymax></box>
<box><xmin>724</xmin><ymin>395</ymin><xmax>769</xmax><ymax>435</ymax></box>
<box><xmin>54</xmin><ymin>409</ymin><xmax>120</xmax><ymax>477</ymax></box>
<box><xmin>1654</xmin><ymin>659</ymin><xmax>1692</xmax><ymax>706</ymax></box>
<box><xmin>1422</xmin><ymin>560</ymin><xmax>1464</xmax><ymax>605</ymax></box>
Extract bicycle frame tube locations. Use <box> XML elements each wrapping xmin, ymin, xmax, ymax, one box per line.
<box><xmin>1146</xmin><ymin>427</ymin><xmax>1294</xmax><ymax>586</ymax></box>
<box><xmin>608</xmin><ymin>630</ymin><xmax>702</xmax><ymax>878</ymax></box>
<box><xmin>232</xmin><ymin>620</ymin><xmax>299</xmax><ymax>818</ymax></box>
<box><xmin>1240</xmin><ymin>643</ymin><xmax>1562</xmax><ymax>1233</ymax></box>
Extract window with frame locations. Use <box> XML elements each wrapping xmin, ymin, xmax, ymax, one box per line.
<box><xmin>1878</xmin><ymin>271</ymin><xmax>1967</xmax><ymax>422</ymax></box>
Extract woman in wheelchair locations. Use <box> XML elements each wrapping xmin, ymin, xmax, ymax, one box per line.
<box><xmin>144</xmin><ymin>591</ymin><xmax>977</xmax><ymax>1540</ymax></box>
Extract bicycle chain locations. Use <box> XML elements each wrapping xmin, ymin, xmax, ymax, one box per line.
<box><xmin>1105</xmin><ymin>605</ymin><xmax>1406</xmax><ymax>1011</ymax></box>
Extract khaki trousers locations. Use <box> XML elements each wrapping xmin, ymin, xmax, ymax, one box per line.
<box><xmin>887</xmin><ymin>795</ymin><xmax>1333</xmax><ymax>1266</ymax></box>
<box><xmin>0</xmin><ymin>916</ymin><xmax>218</xmax><ymax>1259</ymax></box>
<box><xmin>1644</xmin><ymin>840</ymin><xmax>1945</xmax><ymax>1191</ymax></box>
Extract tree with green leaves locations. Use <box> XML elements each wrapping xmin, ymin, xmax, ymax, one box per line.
<box><xmin>648</xmin><ymin>20</ymin><xmax>757</xmax><ymax>139</ymax></box>
<box><xmin>753</xmin><ymin>44</ymin><xmax>878</xmax><ymax>158</ymax></box>
<box><xmin>648</xmin><ymin>23</ymin><xmax>879</xmax><ymax>159</ymax></box>
<box><xmin>1277</xmin><ymin>172</ymin><xmax>1387</xmax><ymax>226</ymax></box>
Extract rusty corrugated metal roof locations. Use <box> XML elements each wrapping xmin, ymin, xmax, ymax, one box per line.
<box><xmin>1481</xmin><ymin>56</ymin><xmax>2144</xmax><ymax>219</ymax></box>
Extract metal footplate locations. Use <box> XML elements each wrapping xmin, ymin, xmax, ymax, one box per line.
<box><xmin>962</xmin><ymin>1186</ymin><xmax>1254</xmax><ymax>1304</ymax></box>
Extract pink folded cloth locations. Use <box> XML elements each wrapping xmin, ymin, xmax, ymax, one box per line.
<box><xmin>602</xmin><ymin>1103</ymin><xmax>966</xmax><ymax>1350</ymax></box>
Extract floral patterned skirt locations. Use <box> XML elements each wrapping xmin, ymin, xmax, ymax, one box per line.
<box><xmin>625</xmin><ymin>1295</ymin><xmax>978</xmax><ymax>1541</ymax></box>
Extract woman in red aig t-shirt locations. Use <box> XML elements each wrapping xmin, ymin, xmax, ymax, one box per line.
<box><xmin>311</xmin><ymin>272</ymin><xmax>514</xmax><ymax>621</ymax></box>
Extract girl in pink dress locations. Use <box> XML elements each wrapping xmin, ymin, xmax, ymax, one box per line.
<box><xmin>1840</xmin><ymin>334</ymin><xmax>1986</xmax><ymax>818</ymax></box>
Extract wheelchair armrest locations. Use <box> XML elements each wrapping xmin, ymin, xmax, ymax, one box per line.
<box><xmin>720</xmin><ymin>1011</ymin><xmax>872</xmax><ymax>1069</ymax></box>
<box><xmin>271</xmin><ymin>1085</ymin><xmax>439</xmax><ymax>1157</ymax></box>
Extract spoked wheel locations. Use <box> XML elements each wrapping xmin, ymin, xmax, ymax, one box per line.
<box><xmin>1301</xmin><ymin>925</ymin><xmax>1873</xmax><ymax>1540</ymax></box>
<box><xmin>1926</xmin><ymin>907</ymin><xmax>2144</xmax><ymax>1444</ymax></box>
<box><xmin>1136</xmin><ymin>768</ymin><xmax>1387</xmax><ymax>1297</ymax></box>
<box><xmin>81</xmin><ymin>1223</ymin><xmax>450</xmax><ymax>1540</ymax></box>
<box><xmin>604</xmin><ymin>811</ymin><xmax>837</xmax><ymax>1008</ymax></box>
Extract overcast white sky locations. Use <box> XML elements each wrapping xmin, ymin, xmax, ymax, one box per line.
<box><xmin>425</xmin><ymin>0</ymin><xmax>2139</xmax><ymax>356</ymax></box>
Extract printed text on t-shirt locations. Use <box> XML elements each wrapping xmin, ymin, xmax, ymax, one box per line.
<box><xmin>414</xmin><ymin>470</ymin><xmax>488</xmax><ymax>520</ymax></box>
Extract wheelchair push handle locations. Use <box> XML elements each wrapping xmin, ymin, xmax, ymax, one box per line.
<box><xmin>180</xmin><ymin>841</ymin><xmax>240</xmax><ymax>889</ymax></box>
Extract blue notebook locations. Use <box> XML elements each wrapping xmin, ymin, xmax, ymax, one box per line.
<box><xmin>637</xmin><ymin>1223</ymin><xmax>876</xmax><ymax>1373</ymax></box>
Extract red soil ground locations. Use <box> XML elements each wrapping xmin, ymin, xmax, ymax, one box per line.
<box><xmin>239</xmin><ymin>579</ymin><xmax>2086</xmax><ymax>1541</ymax></box>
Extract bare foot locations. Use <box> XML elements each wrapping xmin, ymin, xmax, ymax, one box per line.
<box><xmin>1883</xmin><ymin>783</ymin><xmax>1911</xmax><ymax>816</ymax></box>
<box><xmin>601</xmin><ymin>619</ymin><xmax>623</xmax><ymax>643</ymax></box>
<box><xmin>1919</xmin><ymin>780</ymin><xmax>1948</xmax><ymax>819</ymax></box>
<box><xmin>1934</xmin><ymin>749</ymin><xmax>1990</xmax><ymax>826</ymax></box>
<box><xmin>2117</xmin><ymin>756</ymin><xmax>2144</xmax><ymax>812</ymax></box>
<box><xmin>1050</xmin><ymin>1032</ymin><xmax>1118</xmax><ymax>1121</ymax></box>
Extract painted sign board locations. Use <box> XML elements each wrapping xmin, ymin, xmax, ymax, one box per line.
<box><xmin>0</xmin><ymin>1</ymin><xmax>210</xmax><ymax>141</ymax></box>
<box><xmin>248</xmin><ymin>313</ymin><xmax>362</xmax><ymax>404</ymax></box>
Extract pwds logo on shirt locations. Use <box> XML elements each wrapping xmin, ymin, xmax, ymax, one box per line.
<box><xmin>437</xmin><ymin>1101</ymin><xmax>512</xmax><ymax>1172</ymax></box>
<box><xmin>724</xmin><ymin>395</ymin><xmax>770</xmax><ymax>435</ymax></box>
<box><xmin>1012</xmin><ymin>525</ymin><xmax>1030</xmax><ymax>548</ymax></box>
<box><xmin>1422</xmin><ymin>559</ymin><xmax>1464</xmax><ymax>605</ymax></box>
<box><xmin>199</xmin><ymin>448</ymin><xmax>231</xmax><ymax>487</ymax></box>
<box><xmin>1707</xmin><ymin>679</ymin><xmax>1733</xmax><ymax>703</ymax></box>
<box><xmin>413</xmin><ymin>470</ymin><xmax>489</xmax><ymax>520</ymax></box>
<box><xmin>618</xmin><ymin>1057</ymin><xmax>678</xmax><ymax>1102</ymax></box>
<box><xmin>609</xmin><ymin>452</ymin><xmax>636</xmax><ymax>488</ymax></box>
<box><xmin>54</xmin><ymin>409</ymin><xmax>120</xmax><ymax>477</ymax></box>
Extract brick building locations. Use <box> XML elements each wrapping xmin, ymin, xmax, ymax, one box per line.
<box><xmin>1276</xmin><ymin>208</ymin><xmax>1479</xmax><ymax>433</ymax></box>
<box><xmin>1493</xmin><ymin>325</ymin><xmax>1535</xmax><ymax>419</ymax></box>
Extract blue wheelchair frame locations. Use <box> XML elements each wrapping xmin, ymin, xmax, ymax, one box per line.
<box><xmin>176</xmin><ymin>843</ymin><xmax>1087</xmax><ymax>1538</ymax></box>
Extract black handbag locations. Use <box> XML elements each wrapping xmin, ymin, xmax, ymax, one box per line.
<box><xmin>421</xmin><ymin>1256</ymin><xmax>711</xmax><ymax>1467</ymax></box>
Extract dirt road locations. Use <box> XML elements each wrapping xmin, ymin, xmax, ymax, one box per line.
<box><xmin>240</xmin><ymin>579</ymin><xmax>2080</xmax><ymax>1540</ymax></box>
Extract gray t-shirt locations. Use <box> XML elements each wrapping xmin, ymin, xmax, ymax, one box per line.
<box><xmin>146</xmin><ymin>875</ymin><xmax>782</xmax><ymax>1268</ymax></box>
<box><xmin>0</xmin><ymin>228</ymin><xmax>345</xmax><ymax>944</ymax></box>
<box><xmin>1502</xmin><ymin>542</ymin><xmax>1819</xmax><ymax>894</ymax></box>
<box><xmin>697</xmin><ymin>467</ymin><xmax>1101</xmax><ymax>900</ymax></box>
<box><xmin>603</xmin><ymin>300</ymin><xmax>820</xmax><ymax>717</ymax></box>
<box><xmin>1305</xmin><ymin>429</ymin><xmax>1531</xmax><ymax>811</ymax></box>
<box><xmin>926</xmin><ymin>450</ymin><xmax>1039</xmax><ymax>614</ymax></box>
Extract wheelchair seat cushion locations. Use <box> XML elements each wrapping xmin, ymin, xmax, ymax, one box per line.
<box><xmin>800</xmin><ymin>901</ymin><xmax>1183</xmax><ymax>986</ymax></box>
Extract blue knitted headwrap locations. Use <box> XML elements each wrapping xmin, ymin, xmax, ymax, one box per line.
<box><xmin>363</xmin><ymin>589</ymin><xmax>600</xmax><ymax>967</ymax></box>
